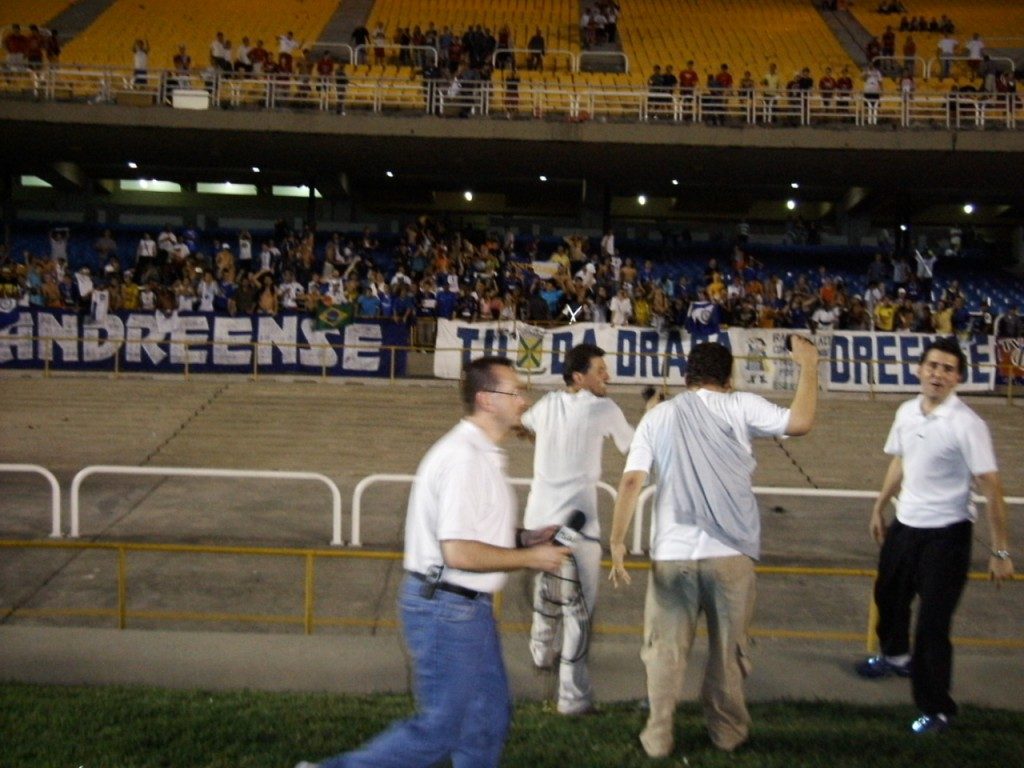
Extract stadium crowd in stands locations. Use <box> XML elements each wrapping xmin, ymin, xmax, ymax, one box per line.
<box><xmin>1</xmin><ymin>217</ymin><xmax>1019</xmax><ymax>344</ymax></box>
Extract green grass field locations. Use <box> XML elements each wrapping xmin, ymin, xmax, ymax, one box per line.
<box><xmin>2</xmin><ymin>683</ymin><xmax>1023</xmax><ymax>767</ymax></box>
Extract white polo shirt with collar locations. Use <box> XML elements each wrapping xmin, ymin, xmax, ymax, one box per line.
<box><xmin>885</xmin><ymin>393</ymin><xmax>998</xmax><ymax>529</ymax></box>
<box><xmin>404</xmin><ymin>419</ymin><xmax>516</xmax><ymax>594</ymax></box>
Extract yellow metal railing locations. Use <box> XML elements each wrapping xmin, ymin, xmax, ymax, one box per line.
<box><xmin>1</xmin><ymin>539</ymin><xmax>1020</xmax><ymax>650</ymax></box>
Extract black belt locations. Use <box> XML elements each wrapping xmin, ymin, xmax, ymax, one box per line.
<box><xmin>408</xmin><ymin>571</ymin><xmax>486</xmax><ymax>601</ymax></box>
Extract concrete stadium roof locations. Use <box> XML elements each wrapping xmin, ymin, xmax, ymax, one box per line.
<box><xmin>2</xmin><ymin>101</ymin><xmax>1023</xmax><ymax>224</ymax></box>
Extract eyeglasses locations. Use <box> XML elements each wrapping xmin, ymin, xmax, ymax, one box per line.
<box><xmin>484</xmin><ymin>389</ymin><xmax>526</xmax><ymax>399</ymax></box>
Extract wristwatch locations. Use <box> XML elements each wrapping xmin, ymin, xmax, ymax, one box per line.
<box><xmin>992</xmin><ymin>549</ymin><xmax>1011</xmax><ymax>560</ymax></box>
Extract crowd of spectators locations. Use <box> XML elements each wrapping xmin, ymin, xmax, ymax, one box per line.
<box><xmin>2</xmin><ymin>217</ymin><xmax>1021</xmax><ymax>344</ymax></box>
<box><xmin>1</xmin><ymin>23</ymin><xmax>61</xmax><ymax>69</ymax></box>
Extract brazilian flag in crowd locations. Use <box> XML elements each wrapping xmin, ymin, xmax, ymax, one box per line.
<box><xmin>315</xmin><ymin>298</ymin><xmax>354</xmax><ymax>331</ymax></box>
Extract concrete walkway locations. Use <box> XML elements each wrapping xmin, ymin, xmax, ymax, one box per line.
<box><xmin>2</xmin><ymin>625</ymin><xmax>1021</xmax><ymax>712</ymax></box>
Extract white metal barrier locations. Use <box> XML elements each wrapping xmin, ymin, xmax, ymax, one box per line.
<box><xmin>69</xmin><ymin>465</ymin><xmax>344</xmax><ymax>545</ymax></box>
<box><xmin>631</xmin><ymin>485</ymin><xmax>1024</xmax><ymax>555</ymax></box>
<box><xmin>0</xmin><ymin>463</ymin><xmax>62</xmax><ymax>538</ymax></box>
<box><xmin>350</xmin><ymin>473</ymin><xmax>618</xmax><ymax>547</ymax></box>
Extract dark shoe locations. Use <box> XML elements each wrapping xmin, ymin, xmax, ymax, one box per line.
<box><xmin>855</xmin><ymin>654</ymin><xmax>911</xmax><ymax>678</ymax></box>
<box><xmin>911</xmin><ymin>713</ymin><xmax>950</xmax><ymax>734</ymax></box>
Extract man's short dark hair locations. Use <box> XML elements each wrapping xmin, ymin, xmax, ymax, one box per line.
<box><xmin>686</xmin><ymin>342</ymin><xmax>733</xmax><ymax>388</ymax></box>
<box><xmin>563</xmin><ymin>343</ymin><xmax>605</xmax><ymax>385</ymax></box>
<box><xmin>461</xmin><ymin>356</ymin><xmax>513</xmax><ymax>413</ymax></box>
<box><xmin>920</xmin><ymin>336</ymin><xmax>967</xmax><ymax>378</ymax></box>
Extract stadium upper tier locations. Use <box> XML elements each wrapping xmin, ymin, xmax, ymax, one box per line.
<box><xmin>365</xmin><ymin>0</ymin><xmax>578</xmax><ymax>63</ymax></box>
<box><xmin>617</xmin><ymin>0</ymin><xmax>858</xmax><ymax>87</ymax></box>
<box><xmin>59</xmin><ymin>0</ymin><xmax>339</xmax><ymax>70</ymax></box>
<box><xmin>852</xmin><ymin>1</ymin><xmax>1024</xmax><ymax>42</ymax></box>
<box><xmin>0</xmin><ymin>1</ymin><xmax>70</xmax><ymax>29</ymax></box>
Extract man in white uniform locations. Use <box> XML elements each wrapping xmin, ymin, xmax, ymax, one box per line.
<box><xmin>610</xmin><ymin>337</ymin><xmax>820</xmax><ymax>758</ymax></box>
<box><xmin>299</xmin><ymin>357</ymin><xmax>567</xmax><ymax>768</ymax></box>
<box><xmin>521</xmin><ymin>343</ymin><xmax>635</xmax><ymax>715</ymax></box>
<box><xmin>856</xmin><ymin>337</ymin><xmax>1013</xmax><ymax>735</ymax></box>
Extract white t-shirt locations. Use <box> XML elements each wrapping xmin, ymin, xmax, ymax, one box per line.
<box><xmin>522</xmin><ymin>390</ymin><xmax>633</xmax><ymax>536</ymax></box>
<box><xmin>198</xmin><ymin>280</ymin><xmax>220</xmax><ymax>312</ymax></box>
<box><xmin>885</xmin><ymin>394</ymin><xmax>998</xmax><ymax>528</ymax></box>
<box><xmin>403</xmin><ymin>420</ymin><xmax>516</xmax><ymax>594</ymax></box>
<box><xmin>811</xmin><ymin>306</ymin><xmax>839</xmax><ymax>330</ymax></box>
<box><xmin>965</xmin><ymin>39</ymin><xmax>985</xmax><ymax>60</ymax></box>
<box><xmin>938</xmin><ymin>37</ymin><xmax>957</xmax><ymax>57</ymax></box>
<box><xmin>863</xmin><ymin>68</ymin><xmax>882</xmax><ymax>94</ymax></box>
<box><xmin>90</xmin><ymin>289</ymin><xmax>109</xmax><ymax>321</ymax></box>
<box><xmin>610</xmin><ymin>295</ymin><xmax>631</xmax><ymax>325</ymax></box>
<box><xmin>625</xmin><ymin>389</ymin><xmax>790</xmax><ymax>560</ymax></box>
<box><xmin>278</xmin><ymin>280</ymin><xmax>303</xmax><ymax>309</ymax></box>
<box><xmin>915</xmin><ymin>252</ymin><xmax>937</xmax><ymax>279</ymax></box>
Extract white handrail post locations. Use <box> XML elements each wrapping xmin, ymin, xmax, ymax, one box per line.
<box><xmin>0</xmin><ymin>463</ymin><xmax>62</xmax><ymax>538</ymax></box>
<box><xmin>350</xmin><ymin>473</ymin><xmax>417</xmax><ymax>548</ymax></box>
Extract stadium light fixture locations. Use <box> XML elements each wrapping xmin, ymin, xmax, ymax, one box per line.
<box><xmin>671</xmin><ymin>179</ymin><xmax>679</xmax><ymax>186</ymax></box>
<box><xmin>127</xmin><ymin>161</ymin><xmax>138</xmax><ymax>169</ymax></box>
<box><xmin>963</xmin><ymin>203</ymin><xmax>974</xmax><ymax>214</ymax></box>
<box><xmin>385</xmin><ymin>170</ymin><xmax>394</xmax><ymax>178</ymax></box>
<box><xmin>786</xmin><ymin>199</ymin><xmax>797</xmax><ymax>210</ymax></box>
<box><xmin>464</xmin><ymin>190</ymin><xmax>473</xmax><ymax>202</ymax></box>
<box><xmin>790</xmin><ymin>181</ymin><xmax>799</xmax><ymax>189</ymax></box>
<box><xmin>539</xmin><ymin>175</ymin><xmax>548</xmax><ymax>182</ymax></box>
<box><xmin>252</xmin><ymin>166</ymin><xmax>260</xmax><ymax>173</ymax></box>
<box><xmin>638</xmin><ymin>194</ymin><xmax>647</xmax><ymax>206</ymax></box>
<box><xmin>899</xmin><ymin>224</ymin><xmax>908</xmax><ymax>232</ymax></box>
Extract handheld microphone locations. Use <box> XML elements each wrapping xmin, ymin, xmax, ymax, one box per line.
<box><xmin>554</xmin><ymin>510</ymin><xmax>586</xmax><ymax>548</ymax></box>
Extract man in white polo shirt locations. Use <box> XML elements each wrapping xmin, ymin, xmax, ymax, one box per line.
<box><xmin>856</xmin><ymin>336</ymin><xmax>1013</xmax><ymax>735</ymax></box>
<box><xmin>299</xmin><ymin>357</ymin><xmax>567</xmax><ymax>768</ymax></box>
<box><xmin>609</xmin><ymin>337</ymin><xmax>820</xmax><ymax>758</ymax></box>
<box><xmin>520</xmin><ymin>343</ymin><xmax>635</xmax><ymax>715</ymax></box>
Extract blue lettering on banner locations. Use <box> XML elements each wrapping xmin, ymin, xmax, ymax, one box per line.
<box><xmin>830</xmin><ymin>335</ymin><xmax>850</xmax><ymax>384</ymax></box>
<box><xmin>968</xmin><ymin>336</ymin><xmax>993</xmax><ymax>385</ymax></box>
<box><xmin>580</xmin><ymin>328</ymin><xmax>598</xmax><ymax>348</ymax></box>
<box><xmin>550</xmin><ymin>331</ymin><xmax>575</xmax><ymax>379</ymax></box>
<box><xmin>852</xmin><ymin>335</ymin><xmax>874</xmax><ymax>385</ymax></box>
<box><xmin>481</xmin><ymin>329</ymin><xmax>510</xmax><ymax>359</ymax></box>
<box><xmin>617</xmin><ymin>331</ymin><xmax>637</xmax><ymax>376</ymax></box>
<box><xmin>0</xmin><ymin>308</ymin><xmax>408</xmax><ymax>376</ymax></box>
<box><xmin>665</xmin><ymin>331</ymin><xmax>687</xmax><ymax>377</ymax></box>
<box><xmin>639</xmin><ymin>330</ymin><xmax>660</xmax><ymax>378</ymax></box>
<box><xmin>899</xmin><ymin>334</ymin><xmax>924</xmax><ymax>384</ymax></box>
<box><xmin>876</xmin><ymin>335</ymin><xmax>898</xmax><ymax>385</ymax></box>
<box><xmin>456</xmin><ymin>326</ymin><xmax>481</xmax><ymax>370</ymax></box>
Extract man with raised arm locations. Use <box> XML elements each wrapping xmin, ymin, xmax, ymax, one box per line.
<box><xmin>609</xmin><ymin>337</ymin><xmax>820</xmax><ymax>758</ymax></box>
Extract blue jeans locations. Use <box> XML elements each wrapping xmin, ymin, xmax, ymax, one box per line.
<box><xmin>321</xmin><ymin>575</ymin><xmax>511</xmax><ymax>768</ymax></box>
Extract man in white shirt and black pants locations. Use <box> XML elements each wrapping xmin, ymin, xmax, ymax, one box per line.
<box><xmin>609</xmin><ymin>337</ymin><xmax>820</xmax><ymax>758</ymax></box>
<box><xmin>856</xmin><ymin>336</ymin><xmax>1013</xmax><ymax>734</ymax></box>
<box><xmin>298</xmin><ymin>357</ymin><xmax>567</xmax><ymax>768</ymax></box>
<box><xmin>520</xmin><ymin>343</ymin><xmax>635</xmax><ymax>715</ymax></box>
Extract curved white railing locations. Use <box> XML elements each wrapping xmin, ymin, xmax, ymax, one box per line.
<box><xmin>0</xmin><ymin>463</ymin><xmax>62</xmax><ymax>538</ymax></box>
<box><xmin>350</xmin><ymin>473</ymin><xmax>617</xmax><ymax>547</ymax></box>
<box><xmin>69</xmin><ymin>465</ymin><xmax>344</xmax><ymax>545</ymax></box>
